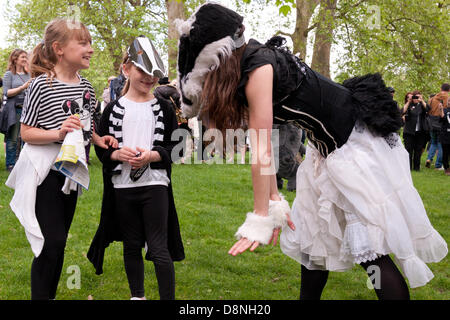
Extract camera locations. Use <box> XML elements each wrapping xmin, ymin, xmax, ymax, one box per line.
<box><xmin>412</xmin><ymin>95</ymin><xmax>419</xmax><ymax>99</ymax></box>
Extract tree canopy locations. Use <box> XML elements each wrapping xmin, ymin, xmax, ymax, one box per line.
<box><xmin>2</xmin><ymin>0</ymin><xmax>448</xmax><ymax>102</ymax></box>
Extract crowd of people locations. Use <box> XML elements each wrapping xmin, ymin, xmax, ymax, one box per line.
<box><xmin>0</xmin><ymin>2</ymin><xmax>447</xmax><ymax>301</ymax></box>
<box><xmin>400</xmin><ymin>84</ymin><xmax>450</xmax><ymax>174</ymax></box>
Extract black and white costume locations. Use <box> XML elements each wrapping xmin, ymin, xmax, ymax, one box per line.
<box><xmin>87</xmin><ymin>95</ymin><xmax>185</xmax><ymax>297</ymax></box>
<box><xmin>87</xmin><ymin>36</ymin><xmax>184</xmax><ymax>299</ymax></box>
<box><xmin>176</xmin><ymin>3</ymin><xmax>447</xmax><ymax>290</ymax></box>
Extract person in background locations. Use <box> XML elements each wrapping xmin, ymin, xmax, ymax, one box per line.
<box><xmin>425</xmin><ymin>83</ymin><xmax>449</xmax><ymax>170</ymax></box>
<box><xmin>2</xmin><ymin>49</ymin><xmax>31</xmax><ymax>172</ymax></box>
<box><xmin>387</xmin><ymin>87</ymin><xmax>395</xmax><ymax>98</ymax></box>
<box><xmin>110</xmin><ymin>67</ymin><xmax>126</xmax><ymax>102</ymax></box>
<box><xmin>102</xmin><ymin>76</ymin><xmax>115</xmax><ymax>106</ymax></box>
<box><xmin>439</xmin><ymin>98</ymin><xmax>450</xmax><ymax>176</ymax></box>
<box><xmin>402</xmin><ymin>90</ymin><xmax>430</xmax><ymax>171</ymax></box>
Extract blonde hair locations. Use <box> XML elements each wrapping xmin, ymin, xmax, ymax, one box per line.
<box><xmin>7</xmin><ymin>49</ymin><xmax>29</xmax><ymax>74</ymax></box>
<box><xmin>30</xmin><ymin>18</ymin><xmax>92</xmax><ymax>79</ymax></box>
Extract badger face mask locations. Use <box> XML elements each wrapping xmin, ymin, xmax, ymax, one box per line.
<box><xmin>176</xmin><ymin>3</ymin><xmax>245</xmax><ymax>119</ymax></box>
<box><xmin>128</xmin><ymin>36</ymin><xmax>166</xmax><ymax>79</ymax></box>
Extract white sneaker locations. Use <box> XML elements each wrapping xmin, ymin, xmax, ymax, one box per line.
<box><xmin>435</xmin><ymin>167</ymin><xmax>444</xmax><ymax>171</ymax></box>
<box><xmin>130</xmin><ymin>296</ymin><xmax>146</xmax><ymax>300</ymax></box>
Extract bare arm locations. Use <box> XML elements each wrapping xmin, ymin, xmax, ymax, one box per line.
<box><xmin>246</xmin><ymin>64</ymin><xmax>275</xmax><ymax>217</ymax></box>
<box><xmin>402</xmin><ymin>100</ymin><xmax>411</xmax><ymax>115</ymax></box>
<box><xmin>228</xmin><ymin>65</ymin><xmax>294</xmax><ymax>256</ymax></box>
<box><xmin>21</xmin><ymin>115</ymin><xmax>81</xmax><ymax>144</ymax></box>
<box><xmin>7</xmin><ymin>80</ymin><xmax>31</xmax><ymax>97</ymax></box>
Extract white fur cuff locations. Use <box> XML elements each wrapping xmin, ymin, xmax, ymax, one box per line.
<box><xmin>234</xmin><ymin>212</ymin><xmax>274</xmax><ymax>245</ymax></box>
<box><xmin>269</xmin><ymin>194</ymin><xmax>290</xmax><ymax>229</ymax></box>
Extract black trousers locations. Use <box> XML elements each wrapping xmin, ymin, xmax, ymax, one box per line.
<box><xmin>442</xmin><ymin>143</ymin><xmax>450</xmax><ymax>170</ymax></box>
<box><xmin>114</xmin><ymin>185</ymin><xmax>175</xmax><ymax>300</ymax></box>
<box><xmin>31</xmin><ymin>170</ymin><xmax>78</xmax><ymax>300</ymax></box>
<box><xmin>403</xmin><ymin>132</ymin><xmax>428</xmax><ymax>170</ymax></box>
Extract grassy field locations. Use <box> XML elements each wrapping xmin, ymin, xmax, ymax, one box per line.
<box><xmin>0</xmin><ymin>141</ymin><xmax>448</xmax><ymax>300</ymax></box>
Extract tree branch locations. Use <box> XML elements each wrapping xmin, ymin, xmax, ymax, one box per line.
<box><xmin>305</xmin><ymin>21</ymin><xmax>318</xmax><ymax>35</ymax></box>
<box><xmin>387</xmin><ymin>17</ymin><xmax>440</xmax><ymax>31</ymax></box>
<box><xmin>275</xmin><ymin>30</ymin><xmax>293</xmax><ymax>38</ymax></box>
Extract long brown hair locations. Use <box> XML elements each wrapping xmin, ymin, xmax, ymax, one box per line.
<box><xmin>7</xmin><ymin>49</ymin><xmax>29</xmax><ymax>74</ymax></box>
<box><xmin>200</xmin><ymin>45</ymin><xmax>248</xmax><ymax>132</ymax></box>
<box><xmin>120</xmin><ymin>51</ymin><xmax>132</xmax><ymax>96</ymax></box>
<box><xmin>30</xmin><ymin>18</ymin><xmax>92</xmax><ymax>79</ymax></box>
<box><xmin>404</xmin><ymin>92</ymin><xmax>412</xmax><ymax>104</ymax></box>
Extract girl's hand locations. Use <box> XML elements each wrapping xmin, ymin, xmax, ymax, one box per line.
<box><xmin>58</xmin><ymin>115</ymin><xmax>81</xmax><ymax>140</ymax></box>
<box><xmin>128</xmin><ymin>147</ymin><xmax>152</xmax><ymax>169</ymax></box>
<box><xmin>94</xmin><ymin>135</ymin><xmax>118</xmax><ymax>149</ymax></box>
<box><xmin>111</xmin><ymin>146</ymin><xmax>137</xmax><ymax>162</ymax></box>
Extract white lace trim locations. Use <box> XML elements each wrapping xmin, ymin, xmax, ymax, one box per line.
<box><xmin>340</xmin><ymin>212</ymin><xmax>379</xmax><ymax>264</ymax></box>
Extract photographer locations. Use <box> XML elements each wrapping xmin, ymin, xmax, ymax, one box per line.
<box><xmin>425</xmin><ymin>83</ymin><xmax>449</xmax><ymax>170</ymax></box>
<box><xmin>402</xmin><ymin>90</ymin><xmax>430</xmax><ymax>171</ymax></box>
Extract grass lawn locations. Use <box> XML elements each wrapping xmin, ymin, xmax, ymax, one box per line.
<box><xmin>0</xmin><ymin>140</ymin><xmax>448</xmax><ymax>300</ymax></box>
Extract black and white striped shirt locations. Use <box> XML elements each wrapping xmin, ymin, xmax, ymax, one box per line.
<box><xmin>21</xmin><ymin>74</ymin><xmax>96</xmax><ymax>143</ymax></box>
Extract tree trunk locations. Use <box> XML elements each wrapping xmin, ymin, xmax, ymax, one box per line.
<box><xmin>165</xmin><ymin>0</ymin><xmax>185</xmax><ymax>80</ymax></box>
<box><xmin>291</xmin><ymin>0</ymin><xmax>320</xmax><ymax>59</ymax></box>
<box><xmin>311</xmin><ymin>0</ymin><xmax>337</xmax><ymax>78</ymax></box>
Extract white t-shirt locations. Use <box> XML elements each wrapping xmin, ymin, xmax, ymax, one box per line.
<box><xmin>112</xmin><ymin>96</ymin><xmax>170</xmax><ymax>188</ymax></box>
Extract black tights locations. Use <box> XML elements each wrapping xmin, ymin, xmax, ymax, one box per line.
<box><xmin>300</xmin><ymin>255</ymin><xmax>410</xmax><ymax>300</ymax></box>
<box><xmin>115</xmin><ymin>185</ymin><xmax>175</xmax><ymax>300</ymax></box>
<box><xmin>31</xmin><ymin>170</ymin><xmax>77</xmax><ymax>300</ymax></box>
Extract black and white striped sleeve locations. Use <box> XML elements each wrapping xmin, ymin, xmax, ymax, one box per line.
<box><xmin>20</xmin><ymin>78</ymin><xmax>41</xmax><ymax>127</ymax></box>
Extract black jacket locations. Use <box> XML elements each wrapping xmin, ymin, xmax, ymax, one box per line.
<box><xmin>0</xmin><ymin>93</ymin><xmax>19</xmax><ymax>135</ymax></box>
<box><xmin>87</xmin><ymin>95</ymin><xmax>185</xmax><ymax>275</ymax></box>
<box><xmin>403</xmin><ymin>102</ymin><xmax>430</xmax><ymax>135</ymax></box>
<box><xmin>440</xmin><ymin>108</ymin><xmax>450</xmax><ymax>144</ymax></box>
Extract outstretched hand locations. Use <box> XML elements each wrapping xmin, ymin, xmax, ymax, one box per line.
<box><xmin>228</xmin><ymin>213</ymin><xmax>295</xmax><ymax>256</ymax></box>
<box><xmin>228</xmin><ymin>238</ymin><xmax>261</xmax><ymax>256</ymax></box>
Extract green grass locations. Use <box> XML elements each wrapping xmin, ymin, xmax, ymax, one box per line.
<box><xmin>0</xmin><ymin>141</ymin><xmax>448</xmax><ymax>300</ymax></box>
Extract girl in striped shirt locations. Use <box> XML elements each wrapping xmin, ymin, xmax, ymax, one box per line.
<box><xmin>14</xmin><ymin>18</ymin><xmax>117</xmax><ymax>300</ymax></box>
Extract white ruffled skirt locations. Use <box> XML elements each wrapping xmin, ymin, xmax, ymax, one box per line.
<box><xmin>280</xmin><ymin>123</ymin><xmax>448</xmax><ymax>288</ymax></box>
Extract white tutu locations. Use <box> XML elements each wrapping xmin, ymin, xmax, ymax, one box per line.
<box><xmin>280</xmin><ymin>123</ymin><xmax>448</xmax><ymax>288</ymax></box>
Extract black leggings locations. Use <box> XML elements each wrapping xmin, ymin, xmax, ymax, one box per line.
<box><xmin>442</xmin><ymin>143</ymin><xmax>450</xmax><ymax>170</ymax></box>
<box><xmin>31</xmin><ymin>170</ymin><xmax>78</xmax><ymax>300</ymax></box>
<box><xmin>114</xmin><ymin>185</ymin><xmax>175</xmax><ymax>300</ymax></box>
<box><xmin>300</xmin><ymin>255</ymin><xmax>410</xmax><ymax>300</ymax></box>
